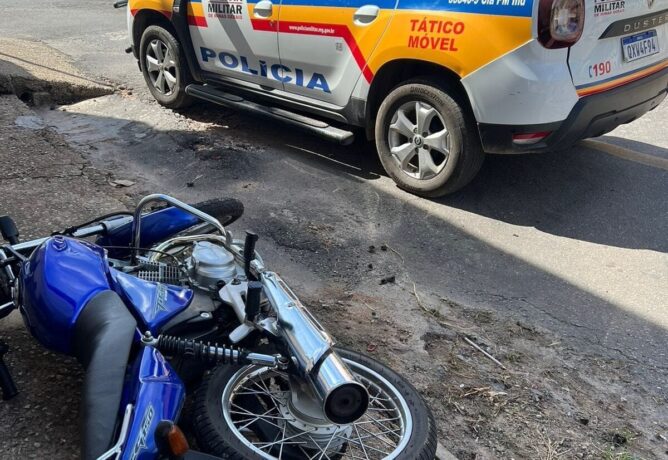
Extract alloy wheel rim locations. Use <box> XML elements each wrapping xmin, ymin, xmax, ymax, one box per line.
<box><xmin>387</xmin><ymin>101</ymin><xmax>451</xmax><ymax>180</ymax></box>
<box><xmin>145</xmin><ymin>39</ymin><xmax>177</xmax><ymax>95</ymax></box>
<box><xmin>220</xmin><ymin>358</ymin><xmax>413</xmax><ymax>459</ymax></box>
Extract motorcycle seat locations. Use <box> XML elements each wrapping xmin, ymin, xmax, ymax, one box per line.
<box><xmin>73</xmin><ymin>290</ymin><xmax>137</xmax><ymax>460</ymax></box>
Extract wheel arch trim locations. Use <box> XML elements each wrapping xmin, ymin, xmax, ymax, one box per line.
<box><xmin>363</xmin><ymin>58</ymin><xmax>478</xmax><ymax>140</ymax></box>
<box><xmin>130</xmin><ymin>1</ymin><xmax>204</xmax><ymax>82</ymax></box>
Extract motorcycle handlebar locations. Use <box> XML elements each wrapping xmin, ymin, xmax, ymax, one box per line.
<box><xmin>5</xmin><ymin>223</ymin><xmax>106</xmax><ymax>253</ymax></box>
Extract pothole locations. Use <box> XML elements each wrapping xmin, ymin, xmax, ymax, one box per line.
<box><xmin>1</xmin><ymin>76</ymin><xmax>113</xmax><ymax>107</ymax></box>
<box><xmin>0</xmin><ymin>38</ymin><xmax>114</xmax><ymax>106</ymax></box>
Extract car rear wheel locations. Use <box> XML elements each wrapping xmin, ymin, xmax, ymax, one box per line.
<box><xmin>139</xmin><ymin>25</ymin><xmax>194</xmax><ymax>109</ymax></box>
<box><xmin>375</xmin><ymin>80</ymin><xmax>484</xmax><ymax>197</ymax></box>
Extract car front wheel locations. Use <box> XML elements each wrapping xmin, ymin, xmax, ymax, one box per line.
<box><xmin>139</xmin><ymin>25</ymin><xmax>194</xmax><ymax>109</ymax></box>
<box><xmin>375</xmin><ymin>80</ymin><xmax>484</xmax><ymax>197</ymax></box>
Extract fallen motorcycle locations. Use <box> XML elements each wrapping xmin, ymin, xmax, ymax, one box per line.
<box><xmin>0</xmin><ymin>194</ymin><xmax>436</xmax><ymax>459</ymax></box>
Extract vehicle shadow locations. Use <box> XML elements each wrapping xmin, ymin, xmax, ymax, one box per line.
<box><xmin>176</xmin><ymin>100</ymin><xmax>668</xmax><ymax>253</ymax></box>
<box><xmin>177</xmin><ymin>100</ymin><xmax>387</xmax><ymax>180</ymax></box>
<box><xmin>34</xmin><ymin>102</ymin><xmax>668</xmax><ymax>358</ymax></box>
<box><xmin>439</xmin><ymin>140</ymin><xmax>668</xmax><ymax>253</ymax></box>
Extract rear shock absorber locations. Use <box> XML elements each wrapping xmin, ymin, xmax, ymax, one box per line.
<box><xmin>141</xmin><ymin>332</ymin><xmax>283</xmax><ymax>368</ymax></box>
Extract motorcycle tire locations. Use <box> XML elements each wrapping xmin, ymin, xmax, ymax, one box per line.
<box><xmin>193</xmin><ymin>347</ymin><xmax>437</xmax><ymax>460</ymax></box>
<box><xmin>0</xmin><ymin>267</ymin><xmax>11</xmax><ymax>313</ymax></box>
<box><xmin>190</xmin><ymin>198</ymin><xmax>244</xmax><ymax>228</ymax></box>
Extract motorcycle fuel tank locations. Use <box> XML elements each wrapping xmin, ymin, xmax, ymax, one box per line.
<box><xmin>19</xmin><ymin>236</ymin><xmax>112</xmax><ymax>355</ymax></box>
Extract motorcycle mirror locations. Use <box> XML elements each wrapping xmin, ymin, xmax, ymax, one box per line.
<box><xmin>0</xmin><ymin>216</ymin><xmax>19</xmax><ymax>245</ymax></box>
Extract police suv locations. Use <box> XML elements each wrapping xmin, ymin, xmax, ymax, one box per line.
<box><xmin>126</xmin><ymin>0</ymin><xmax>668</xmax><ymax>196</ymax></box>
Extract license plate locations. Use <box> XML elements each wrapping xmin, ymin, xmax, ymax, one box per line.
<box><xmin>622</xmin><ymin>30</ymin><xmax>660</xmax><ymax>62</ymax></box>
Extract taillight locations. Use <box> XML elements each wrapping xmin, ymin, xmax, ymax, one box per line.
<box><xmin>538</xmin><ymin>0</ymin><xmax>585</xmax><ymax>49</ymax></box>
<box><xmin>512</xmin><ymin>131</ymin><xmax>552</xmax><ymax>145</ymax></box>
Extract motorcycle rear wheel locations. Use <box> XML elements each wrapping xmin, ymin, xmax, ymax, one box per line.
<box><xmin>193</xmin><ymin>347</ymin><xmax>437</xmax><ymax>459</ymax></box>
<box><xmin>0</xmin><ymin>266</ymin><xmax>11</xmax><ymax>312</ymax></box>
<box><xmin>171</xmin><ymin>197</ymin><xmax>244</xmax><ymax>238</ymax></box>
<box><xmin>191</xmin><ymin>198</ymin><xmax>244</xmax><ymax>228</ymax></box>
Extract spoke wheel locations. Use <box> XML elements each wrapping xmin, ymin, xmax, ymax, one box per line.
<box><xmin>194</xmin><ymin>348</ymin><xmax>437</xmax><ymax>460</ymax></box>
<box><xmin>221</xmin><ymin>361</ymin><xmax>410</xmax><ymax>460</ymax></box>
<box><xmin>388</xmin><ymin>101</ymin><xmax>450</xmax><ymax>181</ymax></box>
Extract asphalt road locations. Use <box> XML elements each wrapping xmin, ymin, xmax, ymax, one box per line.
<box><xmin>2</xmin><ymin>0</ymin><xmax>667</xmax><ymax>378</ymax></box>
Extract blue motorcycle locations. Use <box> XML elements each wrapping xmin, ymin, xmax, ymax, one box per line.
<box><xmin>0</xmin><ymin>194</ymin><xmax>436</xmax><ymax>460</ymax></box>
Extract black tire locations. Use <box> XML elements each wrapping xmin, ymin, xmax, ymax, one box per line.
<box><xmin>375</xmin><ymin>79</ymin><xmax>484</xmax><ymax>197</ymax></box>
<box><xmin>0</xmin><ymin>267</ymin><xmax>11</xmax><ymax>313</ymax></box>
<box><xmin>191</xmin><ymin>198</ymin><xmax>244</xmax><ymax>228</ymax></box>
<box><xmin>139</xmin><ymin>25</ymin><xmax>194</xmax><ymax>109</ymax></box>
<box><xmin>193</xmin><ymin>347</ymin><xmax>437</xmax><ymax>460</ymax></box>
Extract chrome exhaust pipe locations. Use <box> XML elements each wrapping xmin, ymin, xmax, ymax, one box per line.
<box><xmin>261</xmin><ymin>272</ymin><xmax>369</xmax><ymax>424</ymax></box>
<box><xmin>313</xmin><ymin>353</ymin><xmax>368</xmax><ymax>424</ymax></box>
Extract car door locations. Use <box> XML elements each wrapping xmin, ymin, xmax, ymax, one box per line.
<box><xmin>275</xmin><ymin>0</ymin><xmax>397</xmax><ymax>106</ymax></box>
<box><xmin>188</xmin><ymin>0</ymin><xmax>283</xmax><ymax>89</ymax></box>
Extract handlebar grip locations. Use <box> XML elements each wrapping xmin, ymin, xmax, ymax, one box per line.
<box><xmin>0</xmin><ymin>216</ymin><xmax>19</xmax><ymax>245</ymax></box>
<box><xmin>243</xmin><ymin>231</ymin><xmax>259</xmax><ymax>279</ymax></box>
<box><xmin>245</xmin><ymin>281</ymin><xmax>263</xmax><ymax>321</ymax></box>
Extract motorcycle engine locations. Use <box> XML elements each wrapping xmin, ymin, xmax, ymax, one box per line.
<box><xmin>188</xmin><ymin>241</ymin><xmax>237</xmax><ymax>291</ymax></box>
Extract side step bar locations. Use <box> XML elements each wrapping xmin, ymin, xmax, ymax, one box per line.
<box><xmin>185</xmin><ymin>84</ymin><xmax>355</xmax><ymax>145</ymax></box>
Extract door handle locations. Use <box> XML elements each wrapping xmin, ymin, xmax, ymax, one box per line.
<box><xmin>253</xmin><ymin>0</ymin><xmax>273</xmax><ymax>18</ymax></box>
<box><xmin>353</xmin><ymin>5</ymin><xmax>379</xmax><ymax>25</ymax></box>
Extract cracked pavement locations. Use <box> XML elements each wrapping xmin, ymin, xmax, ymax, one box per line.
<box><xmin>0</xmin><ymin>96</ymin><xmax>128</xmax><ymax>236</ymax></box>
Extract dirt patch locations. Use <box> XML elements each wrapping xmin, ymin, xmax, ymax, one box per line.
<box><xmin>0</xmin><ymin>325</ymin><xmax>82</xmax><ymax>460</ymax></box>
<box><xmin>306</xmin><ymin>286</ymin><xmax>668</xmax><ymax>460</ymax></box>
